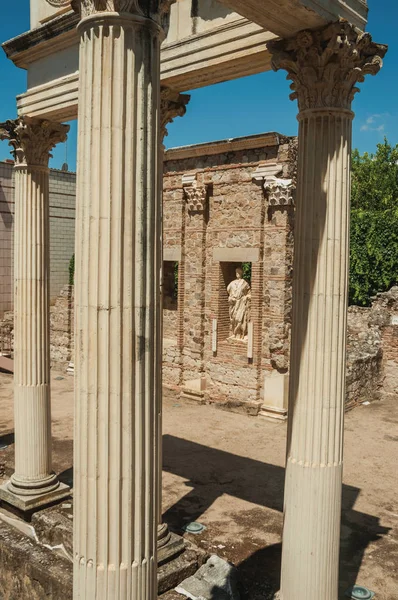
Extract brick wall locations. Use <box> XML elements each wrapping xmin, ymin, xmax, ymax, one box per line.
<box><xmin>48</xmin><ymin>170</ymin><xmax>76</xmax><ymax>303</ymax></box>
<box><xmin>0</xmin><ymin>162</ymin><xmax>14</xmax><ymax>317</ymax></box>
<box><xmin>162</xmin><ymin>133</ymin><xmax>297</xmax><ymax>415</ymax></box>
<box><xmin>0</xmin><ymin>162</ymin><xmax>76</xmax><ymax>317</ymax></box>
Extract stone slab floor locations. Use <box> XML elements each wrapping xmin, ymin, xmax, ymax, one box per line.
<box><xmin>0</xmin><ymin>369</ymin><xmax>397</xmax><ymax>599</ymax></box>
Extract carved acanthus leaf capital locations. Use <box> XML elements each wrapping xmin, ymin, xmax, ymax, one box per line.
<box><xmin>72</xmin><ymin>0</ymin><xmax>176</xmax><ymax>20</ymax></box>
<box><xmin>268</xmin><ymin>21</ymin><xmax>387</xmax><ymax>111</ymax></box>
<box><xmin>0</xmin><ymin>117</ymin><xmax>69</xmax><ymax>168</ymax></box>
<box><xmin>184</xmin><ymin>185</ymin><xmax>208</xmax><ymax>212</ymax></box>
<box><xmin>182</xmin><ymin>175</ymin><xmax>209</xmax><ymax>213</ymax></box>
<box><xmin>161</xmin><ymin>87</ymin><xmax>190</xmax><ymax>143</ymax></box>
<box><xmin>265</xmin><ymin>180</ymin><xmax>295</xmax><ymax>207</ymax></box>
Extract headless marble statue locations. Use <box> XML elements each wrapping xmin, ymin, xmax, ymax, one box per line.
<box><xmin>227</xmin><ymin>267</ymin><xmax>251</xmax><ymax>340</ymax></box>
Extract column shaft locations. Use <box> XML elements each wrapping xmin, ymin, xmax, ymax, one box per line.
<box><xmin>268</xmin><ymin>24</ymin><xmax>387</xmax><ymax>599</ymax></box>
<box><xmin>74</xmin><ymin>12</ymin><xmax>161</xmax><ymax>599</ymax></box>
<box><xmin>11</xmin><ymin>165</ymin><xmax>56</xmax><ymax>493</ymax></box>
<box><xmin>281</xmin><ymin>109</ymin><xmax>352</xmax><ymax>599</ymax></box>
<box><xmin>0</xmin><ymin>116</ymin><xmax>69</xmax><ymax>508</ymax></box>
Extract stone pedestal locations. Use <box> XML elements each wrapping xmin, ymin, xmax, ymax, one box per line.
<box><xmin>269</xmin><ymin>24</ymin><xmax>387</xmax><ymax>600</ymax></box>
<box><xmin>0</xmin><ymin>117</ymin><xmax>70</xmax><ymax>513</ymax></box>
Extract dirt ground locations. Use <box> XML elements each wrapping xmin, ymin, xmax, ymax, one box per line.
<box><xmin>0</xmin><ymin>369</ymin><xmax>397</xmax><ymax>599</ymax></box>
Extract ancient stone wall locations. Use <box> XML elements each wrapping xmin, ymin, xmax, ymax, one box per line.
<box><xmin>346</xmin><ymin>306</ymin><xmax>383</xmax><ymax>409</ymax></box>
<box><xmin>346</xmin><ymin>287</ymin><xmax>398</xmax><ymax>407</ymax></box>
<box><xmin>50</xmin><ymin>285</ymin><xmax>74</xmax><ymax>367</ymax></box>
<box><xmin>162</xmin><ymin>133</ymin><xmax>296</xmax><ymax>416</ymax></box>
<box><xmin>4</xmin><ymin>131</ymin><xmax>396</xmax><ymax>415</ymax></box>
<box><xmin>0</xmin><ymin>285</ymin><xmax>74</xmax><ymax>368</ymax></box>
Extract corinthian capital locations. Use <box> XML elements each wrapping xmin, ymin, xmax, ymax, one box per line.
<box><xmin>0</xmin><ymin>117</ymin><xmax>69</xmax><ymax>168</ymax></box>
<box><xmin>160</xmin><ymin>87</ymin><xmax>190</xmax><ymax>142</ymax></box>
<box><xmin>268</xmin><ymin>21</ymin><xmax>387</xmax><ymax>112</ymax></box>
<box><xmin>72</xmin><ymin>0</ymin><xmax>176</xmax><ymax>19</ymax></box>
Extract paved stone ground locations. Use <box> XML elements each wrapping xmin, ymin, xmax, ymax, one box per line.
<box><xmin>0</xmin><ymin>369</ymin><xmax>397</xmax><ymax>599</ymax></box>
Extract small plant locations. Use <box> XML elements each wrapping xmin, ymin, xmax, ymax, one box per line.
<box><xmin>69</xmin><ymin>254</ymin><xmax>75</xmax><ymax>286</ymax></box>
<box><xmin>242</xmin><ymin>262</ymin><xmax>252</xmax><ymax>284</ymax></box>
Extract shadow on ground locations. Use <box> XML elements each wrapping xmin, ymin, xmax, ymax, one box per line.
<box><xmin>162</xmin><ymin>435</ymin><xmax>390</xmax><ymax>598</ymax></box>
<box><xmin>7</xmin><ymin>431</ymin><xmax>389</xmax><ymax>599</ymax></box>
<box><xmin>0</xmin><ymin>432</ymin><xmax>14</xmax><ymax>448</ymax></box>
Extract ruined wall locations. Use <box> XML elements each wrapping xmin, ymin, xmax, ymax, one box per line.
<box><xmin>5</xmin><ymin>130</ymin><xmax>396</xmax><ymax>416</ymax></box>
<box><xmin>162</xmin><ymin>133</ymin><xmax>296</xmax><ymax>416</ymax></box>
<box><xmin>346</xmin><ymin>287</ymin><xmax>398</xmax><ymax>407</ymax></box>
<box><xmin>11</xmin><ymin>280</ymin><xmax>395</xmax><ymax>415</ymax></box>
<box><xmin>346</xmin><ymin>306</ymin><xmax>383</xmax><ymax>409</ymax></box>
<box><xmin>0</xmin><ymin>285</ymin><xmax>74</xmax><ymax>367</ymax></box>
<box><xmin>50</xmin><ymin>285</ymin><xmax>74</xmax><ymax>366</ymax></box>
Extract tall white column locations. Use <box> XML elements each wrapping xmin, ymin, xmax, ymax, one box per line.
<box><xmin>269</xmin><ymin>24</ymin><xmax>387</xmax><ymax>600</ymax></box>
<box><xmin>72</xmin><ymin>2</ymin><xmax>175</xmax><ymax>598</ymax></box>
<box><xmin>0</xmin><ymin>117</ymin><xmax>70</xmax><ymax>511</ymax></box>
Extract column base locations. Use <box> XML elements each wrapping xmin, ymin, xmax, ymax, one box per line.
<box><xmin>259</xmin><ymin>404</ymin><xmax>288</xmax><ymax>421</ymax></box>
<box><xmin>0</xmin><ymin>481</ymin><xmax>71</xmax><ymax>514</ymax></box>
<box><xmin>157</xmin><ymin>522</ymin><xmax>206</xmax><ymax>594</ymax></box>
<box><xmin>158</xmin><ymin>522</ymin><xmax>186</xmax><ymax>566</ymax></box>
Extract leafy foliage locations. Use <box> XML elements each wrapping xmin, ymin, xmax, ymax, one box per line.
<box><xmin>350</xmin><ymin>209</ymin><xmax>398</xmax><ymax>305</ymax></box>
<box><xmin>69</xmin><ymin>254</ymin><xmax>75</xmax><ymax>286</ymax></box>
<box><xmin>350</xmin><ymin>138</ymin><xmax>398</xmax><ymax>305</ymax></box>
<box><xmin>351</xmin><ymin>139</ymin><xmax>398</xmax><ymax>210</ymax></box>
<box><xmin>242</xmin><ymin>262</ymin><xmax>252</xmax><ymax>284</ymax></box>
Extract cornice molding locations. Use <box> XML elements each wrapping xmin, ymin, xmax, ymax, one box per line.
<box><xmin>165</xmin><ymin>132</ymin><xmax>281</xmax><ymax>162</ymax></box>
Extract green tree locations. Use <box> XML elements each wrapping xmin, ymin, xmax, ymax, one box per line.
<box><xmin>351</xmin><ymin>138</ymin><xmax>398</xmax><ymax>210</ymax></box>
<box><xmin>349</xmin><ymin>138</ymin><xmax>398</xmax><ymax>305</ymax></box>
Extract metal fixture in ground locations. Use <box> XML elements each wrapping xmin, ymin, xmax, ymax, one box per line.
<box><xmin>183</xmin><ymin>522</ymin><xmax>206</xmax><ymax>534</ymax></box>
<box><xmin>345</xmin><ymin>585</ymin><xmax>375</xmax><ymax>599</ymax></box>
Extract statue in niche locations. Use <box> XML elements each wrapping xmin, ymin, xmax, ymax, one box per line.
<box><xmin>227</xmin><ymin>267</ymin><xmax>251</xmax><ymax>340</ymax></box>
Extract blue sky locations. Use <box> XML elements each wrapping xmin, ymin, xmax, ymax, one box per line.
<box><xmin>0</xmin><ymin>0</ymin><xmax>396</xmax><ymax>170</ymax></box>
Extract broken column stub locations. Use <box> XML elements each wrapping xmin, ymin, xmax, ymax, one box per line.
<box><xmin>176</xmin><ymin>555</ymin><xmax>240</xmax><ymax>600</ymax></box>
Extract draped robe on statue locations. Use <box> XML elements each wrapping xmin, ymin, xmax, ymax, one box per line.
<box><xmin>227</xmin><ymin>277</ymin><xmax>251</xmax><ymax>339</ymax></box>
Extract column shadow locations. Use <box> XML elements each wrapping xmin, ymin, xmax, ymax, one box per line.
<box><xmin>0</xmin><ymin>432</ymin><xmax>14</xmax><ymax>448</ymax></box>
<box><xmin>163</xmin><ymin>435</ymin><xmax>390</xmax><ymax>598</ymax></box>
<box><xmin>0</xmin><ymin>184</ymin><xmax>14</xmax><ymax>230</ymax></box>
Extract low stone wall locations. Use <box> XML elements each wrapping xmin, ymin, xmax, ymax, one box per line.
<box><xmin>50</xmin><ymin>285</ymin><xmax>74</xmax><ymax>367</ymax></box>
<box><xmin>346</xmin><ymin>287</ymin><xmax>398</xmax><ymax>408</ymax></box>
<box><xmin>0</xmin><ymin>285</ymin><xmax>74</xmax><ymax>368</ymax></box>
<box><xmin>346</xmin><ymin>305</ymin><xmax>382</xmax><ymax>409</ymax></box>
<box><xmin>0</xmin><ymin>519</ymin><xmax>72</xmax><ymax>600</ymax></box>
<box><xmin>368</xmin><ymin>287</ymin><xmax>398</xmax><ymax>396</ymax></box>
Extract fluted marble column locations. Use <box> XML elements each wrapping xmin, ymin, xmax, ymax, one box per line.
<box><xmin>157</xmin><ymin>87</ymin><xmax>189</xmax><ymax>557</ymax></box>
<box><xmin>72</xmin><ymin>1</ymin><xmax>176</xmax><ymax>598</ymax></box>
<box><xmin>268</xmin><ymin>24</ymin><xmax>387</xmax><ymax>600</ymax></box>
<box><xmin>0</xmin><ymin>117</ymin><xmax>70</xmax><ymax>511</ymax></box>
